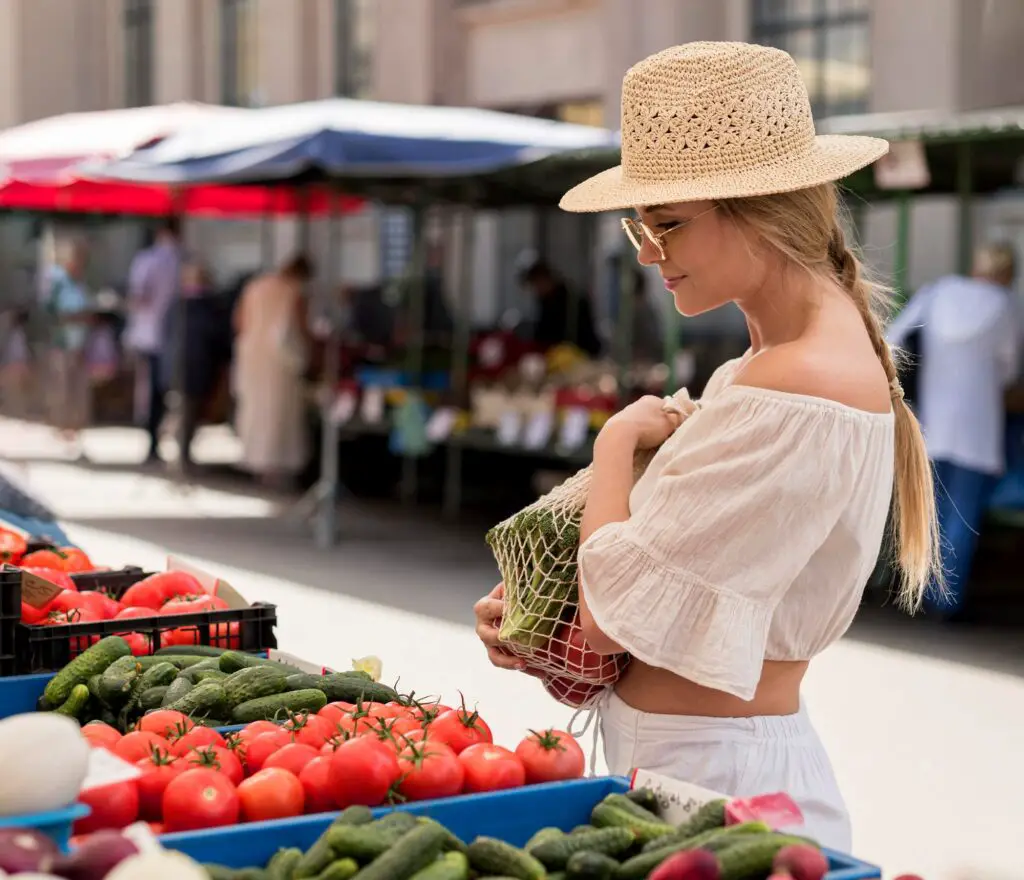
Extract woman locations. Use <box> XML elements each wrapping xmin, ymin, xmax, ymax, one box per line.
<box><xmin>232</xmin><ymin>254</ymin><xmax>313</xmax><ymax>489</ymax></box>
<box><xmin>474</xmin><ymin>42</ymin><xmax>941</xmax><ymax>850</ymax></box>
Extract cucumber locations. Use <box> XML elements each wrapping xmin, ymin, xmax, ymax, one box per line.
<box><xmin>293</xmin><ymin>807</ymin><xmax>374</xmax><ymax>879</ymax></box>
<box><xmin>531</xmin><ymin>827</ymin><xmax>635</xmax><ymax>870</ymax></box>
<box><xmin>525</xmin><ymin>827</ymin><xmax>564</xmax><ymax>853</ymax></box>
<box><xmin>202</xmin><ymin>865</ymin><xmax>236</xmax><ymax>880</ymax></box>
<box><xmin>225</xmin><ymin>666</ymin><xmax>290</xmax><ymax>706</ymax></box>
<box><xmin>54</xmin><ymin>684</ymin><xmax>90</xmax><ymax>719</ymax></box>
<box><xmin>603</xmin><ymin>794</ymin><xmax>667</xmax><ymax>827</ymax></box>
<box><xmin>326</xmin><ymin>816</ymin><xmax>418</xmax><ymax>862</ymax></box>
<box><xmin>673</xmin><ymin>798</ymin><xmax>728</xmax><ymax>838</ymax></box>
<box><xmin>623</xmin><ymin>787</ymin><xmax>661</xmax><ymax>816</ymax></box>
<box><xmin>179</xmin><ymin>658</ymin><xmax>224</xmax><ymax>682</ymax></box>
<box><xmin>313</xmin><ymin>860</ymin><xmax>359</xmax><ymax>880</ymax></box>
<box><xmin>157</xmin><ymin>644</ymin><xmax>227</xmax><ymax>657</ymax></box>
<box><xmin>716</xmin><ymin>834</ymin><xmax>806</xmax><ymax>880</ymax></box>
<box><xmin>284</xmin><ymin>673</ymin><xmax>321</xmax><ymax>692</ymax></box>
<box><xmin>415</xmin><ymin>817</ymin><xmax>467</xmax><ymax>854</ymax></box>
<box><xmin>377</xmin><ymin>812</ymin><xmax>420</xmax><ymax>834</ymax></box>
<box><xmin>194</xmin><ymin>669</ymin><xmax>229</xmax><ymax>683</ymax></box>
<box><xmin>44</xmin><ymin>636</ymin><xmax>131</xmax><ymax>706</ymax></box>
<box><xmin>565</xmin><ymin>851</ymin><xmax>619</xmax><ymax>880</ymax></box>
<box><xmin>134</xmin><ymin>660</ymin><xmax>178</xmax><ymax>696</ymax></box>
<box><xmin>466</xmin><ymin>838</ymin><xmax>546</xmax><ymax>880</ymax></box>
<box><xmin>98</xmin><ymin>656</ymin><xmax>144</xmax><ymax>706</ymax></box>
<box><xmin>640</xmin><ymin>815</ymin><xmax>764</xmax><ymax>855</ymax></box>
<box><xmin>231</xmin><ymin>688</ymin><xmax>327</xmax><ymax>723</ymax></box>
<box><xmin>349</xmin><ymin>823</ymin><xmax>447</xmax><ymax>880</ymax></box>
<box><xmin>590</xmin><ymin>802</ymin><xmax>673</xmax><ymax>845</ymax></box>
<box><xmin>164</xmin><ymin>679</ymin><xmax>229</xmax><ymax>719</ymax></box>
<box><xmin>318</xmin><ymin>674</ymin><xmax>399</xmax><ymax>704</ymax></box>
<box><xmin>622</xmin><ymin>823</ymin><xmax>771</xmax><ymax>878</ymax></box>
<box><xmin>266</xmin><ymin>847</ymin><xmax>303</xmax><ymax>880</ymax></box>
<box><xmin>219</xmin><ymin>651</ymin><xmax>306</xmax><ymax>676</ymax></box>
<box><xmin>408</xmin><ymin>851</ymin><xmax>470</xmax><ymax>880</ymax></box>
<box><xmin>161</xmin><ymin>676</ymin><xmax>193</xmax><ymax>707</ymax></box>
<box><xmin>86</xmin><ymin>674</ymin><xmax>104</xmax><ymax>703</ymax></box>
<box><xmin>139</xmin><ymin>686</ymin><xmax>170</xmax><ymax>712</ymax></box>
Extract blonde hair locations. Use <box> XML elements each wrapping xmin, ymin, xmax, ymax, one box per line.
<box><xmin>718</xmin><ymin>183</ymin><xmax>942</xmax><ymax>611</ymax></box>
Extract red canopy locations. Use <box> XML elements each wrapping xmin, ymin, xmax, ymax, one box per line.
<box><xmin>0</xmin><ymin>104</ymin><xmax>362</xmax><ymax>217</ymax></box>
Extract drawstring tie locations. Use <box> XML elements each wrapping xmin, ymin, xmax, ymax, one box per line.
<box><xmin>568</xmin><ymin>688</ymin><xmax>610</xmax><ymax>777</ymax></box>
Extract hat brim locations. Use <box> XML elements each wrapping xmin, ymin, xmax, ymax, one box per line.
<box><xmin>559</xmin><ymin>135</ymin><xmax>888</xmax><ymax>213</ymax></box>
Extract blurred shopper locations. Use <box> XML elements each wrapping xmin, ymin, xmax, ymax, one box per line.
<box><xmin>232</xmin><ymin>253</ymin><xmax>313</xmax><ymax>490</ymax></box>
<box><xmin>124</xmin><ymin>218</ymin><xmax>182</xmax><ymax>465</ymax></box>
<box><xmin>887</xmin><ymin>242</ymin><xmax>1021</xmax><ymax>617</ymax></box>
<box><xmin>42</xmin><ymin>237</ymin><xmax>93</xmax><ymax>455</ymax></box>
<box><xmin>518</xmin><ymin>258</ymin><xmax>602</xmax><ymax>357</ymax></box>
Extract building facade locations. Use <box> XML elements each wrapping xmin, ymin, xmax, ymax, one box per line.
<box><xmin>1</xmin><ymin>0</ymin><xmax>1023</xmax><ymax>312</ymax></box>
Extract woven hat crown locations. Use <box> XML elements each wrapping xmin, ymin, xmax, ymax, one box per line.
<box><xmin>620</xmin><ymin>42</ymin><xmax>816</xmax><ymax>184</ymax></box>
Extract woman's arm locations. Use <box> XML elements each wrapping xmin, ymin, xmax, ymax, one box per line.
<box><xmin>577</xmin><ymin>425</ymin><xmax>638</xmax><ymax>654</ymax></box>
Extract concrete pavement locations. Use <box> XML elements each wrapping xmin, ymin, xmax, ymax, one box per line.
<box><xmin>1</xmin><ymin>419</ymin><xmax>1020</xmax><ymax>880</ymax></box>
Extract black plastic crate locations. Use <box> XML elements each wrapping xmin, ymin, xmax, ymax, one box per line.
<box><xmin>1</xmin><ymin>566</ymin><xmax>278</xmax><ymax>675</ymax></box>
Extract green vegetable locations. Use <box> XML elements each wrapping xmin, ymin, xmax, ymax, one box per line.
<box><xmin>622</xmin><ymin>822</ymin><xmax>771</xmax><ymax>878</ymax></box>
<box><xmin>524</xmin><ymin>827</ymin><xmax>564</xmax><ymax>852</ymax></box>
<box><xmin>590</xmin><ymin>802</ymin><xmax>673</xmax><ymax>845</ymax></box>
<box><xmin>408</xmin><ymin>851</ymin><xmax>470</xmax><ymax>880</ymax></box>
<box><xmin>157</xmin><ymin>644</ymin><xmax>228</xmax><ymax>657</ymax></box>
<box><xmin>128</xmin><ymin>661</ymin><xmax>178</xmax><ymax>705</ymax></box>
<box><xmin>293</xmin><ymin>807</ymin><xmax>374</xmax><ymax>879</ymax></box>
<box><xmin>98</xmin><ymin>655</ymin><xmax>144</xmax><ymax>706</ymax></box>
<box><xmin>415</xmin><ymin>817</ymin><xmax>467</xmax><ymax>854</ymax></box>
<box><xmin>231</xmin><ymin>689</ymin><xmax>327</xmax><ymax>723</ymax></box>
<box><xmin>717</xmin><ymin>834</ymin><xmax>808</xmax><ymax>880</ymax></box>
<box><xmin>45</xmin><ymin>636</ymin><xmax>130</xmax><ymax>706</ymax></box>
<box><xmin>86</xmin><ymin>674</ymin><xmax>104</xmax><ymax>702</ymax></box>
<box><xmin>266</xmin><ymin>848</ymin><xmax>303</xmax><ymax>880</ymax></box>
<box><xmin>640</xmin><ymin>806</ymin><xmax>747</xmax><ymax>854</ymax></box>
<box><xmin>326</xmin><ymin>814</ymin><xmax>419</xmax><ymax>862</ymax></box>
<box><xmin>350</xmin><ymin>823</ymin><xmax>448</xmax><ymax>880</ymax></box>
<box><xmin>284</xmin><ymin>673</ymin><xmax>321</xmax><ymax>691</ymax></box>
<box><xmin>224</xmin><ymin>666</ymin><xmax>290</xmax><ymax>706</ymax></box>
<box><xmin>565</xmin><ymin>851</ymin><xmax>619</xmax><ymax>880</ymax></box>
<box><xmin>161</xmin><ymin>676</ymin><xmax>193</xmax><ymax>707</ymax></box>
<box><xmin>622</xmin><ymin>788</ymin><xmax>661</xmax><ymax>816</ymax></box>
<box><xmin>602</xmin><ymin>794</ymin><xmax>666</xmax><ymax>826</ymax></box>
<box><xmin>313</xmin><ymin>860</ymin><xmax>359</xmax><ymax>880</ymax></box>
<box><xmin>164</xmin><ymin>679</ymin><xmax>228</xmax><ymax>719</ymax></box>
<box><xmin>53</xmin><ymin>684</ymin><xmax>90</xmax><ymax>719</ymax></box>
<box><xmin>219</xmin><ymin>651</ymin><xmax>305</xmax><ymax>676</ymax></box>
<box><xmin>530</xmin><ymin>827</ymin><xmax>635</xmax><ymax>870</ymax></box>
<box><xmin>202</xmin><ymin>865</ymin><xmax>235</xmax><ymax>880</ymax></box>
<box><xmin>672</xmin><ymin>799</ymin><xmax>727</xmax><ymax>839</ymax></box>
<box><xmin>139</xmin><ymin>686</ymin><xmax>170</xmax><ymax>712</ymax></box>
<box><xmin>317</xmin><ymin>674</ymin><xmax>399</xmax><ymax>705</ymax></box>
<box><xmin>466</xmin><ymin>838</ymin><xmax>546</xmax><ymax>880</ymax></box>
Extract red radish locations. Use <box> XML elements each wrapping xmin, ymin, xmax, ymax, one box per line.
<box><xmin>649</xmin><ymin>848</ymin><xmax>720</xmax><ymax>880</ymax></box>
<box><xmin>49</xmin><ymin>829</ymin><xmax>139</xmax><ymax>879</ymax></box>
<box><xmin>772</xmin><ymin>844</ymin><xmax>829</xmax><ymax>880</ymax></box>
<box><xmin>0</xmin><ymin>828</ymin><xmax>58</xmax><ymax>873</ymax></box>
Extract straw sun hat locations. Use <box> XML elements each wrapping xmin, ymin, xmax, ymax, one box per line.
<box><xmin>560</xmin><ymin>41</ymin><xmax>888</xmax><ymax>213</ymax></box>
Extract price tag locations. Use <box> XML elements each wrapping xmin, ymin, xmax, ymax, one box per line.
<box><xmin>558</xmin><ymin>407</ymin><xmax>590</xmax><ymax>452</ymax></box>
<box><xmin>16</xmin><ymin>568</ymin><xmax>63</xmax><ymax>609</ymax></box>
<box><xmin>630</xmin><ymin>770</ymin><xmax>727</xmax><ymax>825</ymax></box>
<box><xmin>81</xmin><ymin>747</ymin><xmax>142</xmax><ymax>792</ymax></box>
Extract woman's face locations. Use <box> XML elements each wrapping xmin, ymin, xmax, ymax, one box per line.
<box><xmin>633</xmin><ymin>200</ymin><xmax>769</xmax><ymax>317</ymax></box>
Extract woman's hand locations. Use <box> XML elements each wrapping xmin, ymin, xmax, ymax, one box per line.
<box><xmin>599</xmin><ymin>394</ymin><xmax>688</xmax><ymax>450</ymax></box>
<box><xmin>473</xmin><ymin>582</ymin><xmax>526</xmax><ymax>672</ymax></box>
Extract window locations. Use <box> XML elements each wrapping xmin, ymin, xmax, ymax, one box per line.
<box><xmin>335</xmin><ymin>0</ymin><xmax>374</xmax><ymax>98</ymax></box>
<box><xmin>751</xmin><ymin>0</ymin><xmax>871</xmax><ymax>118</ymax></box>
<box><xmin>221</xmin><ymin>0</ymin><xmax>258</xmax><ymax>106</ymax></box>
<box><xmin>124</xmin><ymin>0</ymin><xmax>154</xmax><ymax>108</ymax></box>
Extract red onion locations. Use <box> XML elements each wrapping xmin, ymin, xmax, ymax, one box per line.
<box><xmin>0</xmin><ymin>828</ymin><xmax>59</xmax><ymax>874</ymax></box>
<box><xmin>48</xmin><ymin>830</ymin><xmax>138</xmax><ymax>880</ymax></box>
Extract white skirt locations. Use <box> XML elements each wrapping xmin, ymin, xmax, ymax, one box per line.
<box><xmin>599</xmin><ymin>692</ymin><xmax>852</xmax><ymax>852</ymax></box>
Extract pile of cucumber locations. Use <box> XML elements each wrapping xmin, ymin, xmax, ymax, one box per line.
<box><xmin>38</xmin><ymin>636</ymin><xmax>400</xmax><ymax>732</ymax></box>
<box><xmin>201</xmin><ymin>789</ymin><xmax>824</xmax><ymax>880</ymax></box>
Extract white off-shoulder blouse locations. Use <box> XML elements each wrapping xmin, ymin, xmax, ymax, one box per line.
<box><xmin>578</xmin><ymin>357</ymin><xmax>895</xmax><ymax>701</ymax></box>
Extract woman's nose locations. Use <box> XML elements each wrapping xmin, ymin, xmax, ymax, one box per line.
<box><xmin>636</xmin><ymin>236</ymin><xmax>662</xmax><ymax>267</ymax></box>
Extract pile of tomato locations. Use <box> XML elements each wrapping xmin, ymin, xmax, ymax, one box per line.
<box><xmin>19</xmin><ymin>570</ymin><xmax>240</xmax><ymax>653</ymax></box>
<box><xmin>74</xmin><ymin>698</ymin><xmax>585</xmax><ymax>838</ymax></box>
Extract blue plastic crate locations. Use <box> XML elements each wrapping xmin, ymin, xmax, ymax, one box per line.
<box><xmin>161</xmin><ymin>776</ymin><xmax>881</xmax><ymax>879</ymax></box>
<box><xmin>0</xmin><ymin>803</ymin><xmax>89</xmax><ymax>852</ymax></box>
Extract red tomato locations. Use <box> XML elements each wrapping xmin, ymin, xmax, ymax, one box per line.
<box><xmin>185</xmin><ymin>745</ymin><xmax>245</xmax><ymax>786</ymax></box>
<box><xmin>21</xmin><ymin>566</ymin><xmax>75</xmax><ymax>591</ymax></box>
<box><xmin>366</xmin><ymin>703</ymin><xmax>409</xmax><ymax>722</ymax></box>
<box><xmin>169</xmin><ymin>726</ymin><xmax>226</xmax><ymax>758</ymax></box>
<box><xmin>396</xmin><ymin>741</ymin><xmax>464</xmax><ymax>802</ymax></box>
<box><xmin>284</xmin><ymin>714</ymin><xmax>335</xmax><ymax>749</ymax></box>
<box><xmin>264</xmin><ymin>742</ymin><xmax>319</xmax><ymax>777</ymax></box>
<box><xmin>115</xmin><ymin>606</ymin><xmax>158</xmax><ymax>620</ymax></box>
<box><xmin>20</xmin><ymin>598</ymin><xmax>53</xmax><ymax>624</ymax></box>
<box><xmin>237</xmin><ymin>720</ymin><xmax>280</xmax><ymax>743</ymax></box>
<box><xmin>21</xmin><ymin>549</ymin><xmax>69</xmax><ymax>570</ymax></box>
<box><xmin>318</xmin><ymin>703</ymin><xmax>348</xmax><ymax>727</ymax></box>
<box><xmin>81</xmin><ymin>721</ymin><xmax>122</xmax><ymax>750</ymax></box>
<box><xmin>243</xmin><ymin>729</ymin><xmax>292</xmax><ymax>774</ymax></box>
<box><xmin>514</xmin><ymin>729</ymin><xmax>585</xmax><ymax>784</ymax></box>
<box><xmin>48</xmin><ymin>590</ymin><xmax>89</xmax><ymax>614</ymax></box>
<box><xmin>238</xmin><ymin>767</ymin><xmax>305</xmax><ymax>822</ymax></box>
<box><xmin>135</xmin><ymin>750</ymin><xmax>184</xmax><ymax>820</ymax></box>
<box><xmin>327</xmin><ymin>737</ymin><xmax>401</xmax><ymax>808</ymax></box>
<box><xmin>43</xmin><ymin>608</ymin><xmax>100</xmax><ymax>628</ymax></box>
<box><xmin>122</xmin><ymin>571</ymin><xmax>203</xmax><ymax>609</ymax></box>
<box><xmin>336</xmin><ymin>710</ymin><xmax>375</xmax><ymax>739</ymax></box>
<box><xmin>77</xmin><ymin>590</ymin><xmax>121</xmax><ymax>620</ymax></box>
<box><xmin>59</xmin><ymin>547</ymin><xmax>94</xmax><ymax>573</ymax></box>
<box><xmin>429</xmin><ymin>705</ymin><xmax>493</xmax><ymax>755</ymax></box>
<box><xmin>161</xmin><ymin>594</ymin><xmax>228</xmax><ymax>615</ymax></box>
<box><xmin>458</xmin><ymin>744</ymin><xmax>526</xmax><ymax>793</ymax></box>
<box><xmin>0</xmin><ymin>530</ymin><xmax>26</xmax><ymax>564</ymax></box>
<box><xmin>210</xmin><ymin>620</ymin><xmax>241</xmax><ymax>650</ymax></box>
<box><xmin>543</xmin><ymin>616</ymin><xmax>624</xmax><ymax>684</ymax></box>
<box><xmin>162</xmin><ymin>768</ymin><xmax>239</xmax><ymax>832</ymax></box>
<box><xmin>115</xmin><ymin>731</ymin><xmax>170</xmax><ymax>764</ymax></box>
<box><xmin>139</xmin><ymin>709</ymin><xmax>193</xmax><ymax>740</ymax></box>
<box><xmin>74</xmin><ymin>780</ymin><xmax>139</xmax><ymax>833</ymax></box>
<box><xmin>412</xmin><ymin>702</ymin><xmax>451</xmax><ymax>724</ymax></box>
<box><xmin>299</xmin><ymin>756</ymin><xmax>336</xmax><ymax>813</ymax></box>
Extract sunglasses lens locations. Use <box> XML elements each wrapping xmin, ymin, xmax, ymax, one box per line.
<box><xmin>623</xmin><ymin>220</ymin><xmax>644</xmax><ymax>252</ymax></box>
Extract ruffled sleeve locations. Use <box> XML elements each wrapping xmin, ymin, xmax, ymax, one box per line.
<box><xmin>577</xmin><ymin>389</ymin><xmax>864</xmax><ymax>700</ymax></box>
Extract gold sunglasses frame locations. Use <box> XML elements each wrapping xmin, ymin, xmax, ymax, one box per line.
<box><xmin>620</xmin><ymin>205</ymin><xmax>717</xmax><ymax>261</ymax></box>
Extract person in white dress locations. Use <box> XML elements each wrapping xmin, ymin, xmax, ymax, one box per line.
<box><xmin>232</xmin><ymin>254</ymin><xmax>313</xmax><ymax>489</ymax></box>
<box><xmin>474</xmin><ymin>42</ymin><xmax>943</xmax><ymax>851</ymax></box>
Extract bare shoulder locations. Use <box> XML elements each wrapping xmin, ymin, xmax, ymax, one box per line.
<box><xmin>732</xmin><ymin>341</ymin><xmax>891</xmax><ymax>414</ymax></box>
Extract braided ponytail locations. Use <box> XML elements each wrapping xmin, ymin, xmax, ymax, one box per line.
<box><xmin>720</xmin><ymin>184</ymin><xmax>943</xmax><ymax>610</ymax></box>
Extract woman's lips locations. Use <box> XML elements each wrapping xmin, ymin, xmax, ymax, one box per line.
<box><xmin>663</xmin><ymin>275</ymin><xmax>686</xmax><ymax>289</ymax></box>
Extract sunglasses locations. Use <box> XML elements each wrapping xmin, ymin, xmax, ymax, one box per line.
<box><xmin>620</xmin><ymin>205</ymin><xmax>717</xmax><ymax>261</ymax></box>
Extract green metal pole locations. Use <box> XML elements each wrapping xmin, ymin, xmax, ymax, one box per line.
<box><xmin>893</xmin><ymin>191</ymin><xmax>912</xmax><ymax>307</ymax></box>
<box><xmin>956</xmin><ymin>141</ymin><xmax>973</xmax><ymax>275</ymax></box>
